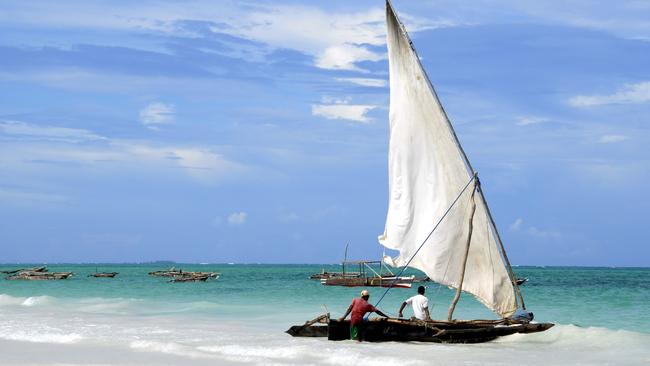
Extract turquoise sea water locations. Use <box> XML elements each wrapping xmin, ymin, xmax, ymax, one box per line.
<box><xmin>1</xmin><ymin>264</ymin><xmax>648</xmax><ymax>331</ymax></box>
<box><xmin>1</xmin><ymin>264</ymin><xmax>649</xmax><ymax>365</ymax></box>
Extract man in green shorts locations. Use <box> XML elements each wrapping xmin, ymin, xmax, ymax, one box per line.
<box><xmin>338</xmin><ymin>289</ymin><xmax>389</xmax><ymax>341</ymax></box>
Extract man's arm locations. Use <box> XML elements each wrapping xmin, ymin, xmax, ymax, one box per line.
<box><xmin>398</xmin><ymin>302</ymin><xmax>407</xmax><ymax>318</ymax></box>
<box><xmin>338</xmin><ymin>304</ymin><xmax>353</xmax><ymax>322</ymax></box>
<box><xmin>374</xmin><ymin>309</ymin><xmax>389</xmax><ymax>318</ymax></box>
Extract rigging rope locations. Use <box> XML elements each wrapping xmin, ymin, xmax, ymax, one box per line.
<box><xmin>369</xmin><ymin>173</ymin><xmax>478</xmax><ymax>315</ymax></box>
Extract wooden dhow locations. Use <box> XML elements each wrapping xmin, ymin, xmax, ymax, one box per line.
<box><xmin>318</xmin><ymin>260</ymin><xmax>424</xmax><ymax>288</ymax></box>
<box><xmin>149</xmin><ymin>267</ymin><xmax>220</xmax><ymax>282</ymax></box>
<box><xmin>288</xmin><ymin>314</ymin><xmax>553</xmax><ymax>343</ymax></box>
<box><xmin>89</xmin><ymin>272</ymin><xmax>119</xmax><ymax>278</ymax></box>
<box><xmin>6</xmin><ymin>269</ymin><xmax>73</xmax><ymax>280</ymax></box>
<box><xmin>288</xmin><ymin>1</ymin><xmax>553</xmax><ymax>343</ymax></box>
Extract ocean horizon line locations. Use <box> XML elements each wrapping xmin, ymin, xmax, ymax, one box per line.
<box><xmin>1</xmin><ymin>262</ymin><xmax>648</xmax><ymax>269</ymax></box>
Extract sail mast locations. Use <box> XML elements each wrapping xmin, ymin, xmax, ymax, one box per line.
<box><xmin>447</xmin><ymin>181</ymin><xmax>478</xmax><ymax>320</ymax></box>
<box><xmin>385</xmin><ymin>0</ymin><xmax>524</xmax><ymax>310</ymax></box>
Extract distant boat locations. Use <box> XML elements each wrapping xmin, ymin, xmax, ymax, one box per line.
<box><xmin>149</xmin><ymin>267</ymin><xmax>219</xmax><ymax>282</ymax></box>
<box><xmin>516</xmin><ymin>278</ymin><xmax>528</xmax><ymax>286</ymax></box>
<box><xmin>288</xmin><ymin>1</ymin><xmax>552</xmax><ymax>343</ymax></box>
<box><xmin>6</xmin><ymin>268</ymin><xmax>73</xmax><ymax>280</ymax></box>
<box><xmin>89</xmin><ymin>272</ymin><xmax>119</xmax><ymax>278</ymax></box>
<box><xmin>318</xmin><ymin>260</ymin><xmax>424</xmax><ymax>288</ymax></box>
<box><xmin>0</xmin><ymin>266</ymin><xmax>47</xmax><ymax>274</ymax></box>
<box><xmin>169</xmin><ymin>274</ymin><xmax>213</xmax><ymax>282</ymax></box>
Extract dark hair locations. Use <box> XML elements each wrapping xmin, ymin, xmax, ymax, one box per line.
<box><xmin>418</xmin><ymin>286</ymin><xmax>425</xmax><ymax>294</ymax></box>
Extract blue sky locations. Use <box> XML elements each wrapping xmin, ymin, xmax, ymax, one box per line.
<box><xmin>0</xmin><ymin>0</ymin><xmax>648</xmax><ymax>265</ymax></box>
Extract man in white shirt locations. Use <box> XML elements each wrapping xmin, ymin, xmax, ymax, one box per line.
<box><xmin>398</xmin><ymin>286</ymin><xmax>431</xmax><ymax>320</ymax></box>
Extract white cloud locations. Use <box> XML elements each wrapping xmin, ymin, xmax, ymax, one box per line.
<box><xmin>0</xmin><ymin>128</ymin><xmax>246</xmax><ymax>184</ymax></box>
<box><xmin>312</xmin><ymin>99</ymin><xmax>377</xmax><ymax>123</ymax></box>
<box><xmin>216</xmin><ymin>6</ymin><xmax>388</xmax><ymax>72</ymax></box>
<box><xmin>509</xmin><ymin>218</ymin><xmax>523</xmax><ymax>231</ymax></box>
<box><xmin>139</xmin><ymin>102</ymin><xmax>175</xmax><ymax>127</ymax></box>
<box><xmin>525</xmin><ymin>226</ymin><xmax>561</xmax><ymax>240</ymax></box>
<box><xmin>0</xmin><ymin>3</ymin><xmax>449</xmax><ymax>72</ymax></box>
<box><xmin>335</xmin><ymin>77</ymin><xmax>387</xmax><ymax>88</ymax></box>
<box><xmin>598</xmin><ymin>135</ymin><xmax>629</xmax><ymax>144</ymax></box>
<box><xmin>516</xmin><ymin>116</ymin><xmax>550</xmax><ymax>126</ymax></box>
<box><xmin>569</xmin><ymin>81</ymin><xmax>650</xmax><ymax>107</ymax></box>
<box><xmin>227</xmin><ymin>212</ymin><xmax>247</xmax><ymax>225</ymax></box>
<box><xmin>118</xmin><ymin>143</ymin><xmax>245</xmax><ymax>183</ymax></box>
<box><xmin>509</xmin><ymin>217</ymin><xmax>560</xmax><ymax>240</ymax></box>
<box><xmin>315</xmin><ymin>44</ymin><xmax>385</xmax><ymax>72</ymax></box>
<box><xmin>0</xmin><ymin>120</ymin><xmax>106</xmax><ymax>143</ymax></box>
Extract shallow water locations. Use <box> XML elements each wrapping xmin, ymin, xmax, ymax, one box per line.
<box><xmin>0</xmin><ymin>264</ymin><xmax>648</xmax><ymax>365</ymax></box>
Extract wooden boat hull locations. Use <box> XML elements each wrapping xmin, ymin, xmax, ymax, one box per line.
<box><xmin>310</xmin><ymin>272</ymin><xmax>362</xmax><ymax>280</ymax></box>
<box><xmin>1</xmin><ymin>266</ymin><xmax>47</xmax><ymax>274</ymax></box>
<box><xmin>149</xmin><ymin>269</ymin><xmax>220</xmax><ymax>279</ymax></box>
<box><xmin>321</xmin><ymin>276</ymin><xmax>414</xmax><ymax>288</ymax></box>
<box><xmin>6</xmin><ymin>272</ymin><xmax>73</xmax><ymax>280</ymax></box>
<box><xmin>170</xmin><ymin>275</ymin><xmax>210</xmax><ymax>282</ymax></box>
<box><xmin>90</xmin><ymin>272</ymin><xmax>118</xmax><ymax>278</ymax></box>
<box><xmin>287</xmin><ymin>317</ymin><xmax>554</xmax><ymax>344</ymax></box>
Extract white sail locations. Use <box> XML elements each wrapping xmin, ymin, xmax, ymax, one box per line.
<box><xmin>378</xmin><ymin>2</ymin><xmax>517</xmax><ymax>317</ymax></box>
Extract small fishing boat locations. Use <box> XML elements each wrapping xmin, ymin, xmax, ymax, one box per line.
<box><xmin>287</xmin><ymin>314</ymin><xmax>552</xmax><ymax>343</ymax></box>
<box><xmin>516</xmin><ymin>278</ymin><xmax>528</xmax><ymax>286</ymax></box>
<box><xmin>319</xmin><ymin>260</ymin><xmax>419</xmax><ymax>288</ymax></box>
<box><xmin>148</xmin><ymin>267</ymin><xmax>184</xmax><ymax>277</ymax></box>
<box><xmin>1</xmin><ymin>266</ymin><xmax>47</xmax><ymax>274</ymax></box>
<box><xmin>89</xmin><ymin>272</ymin><xmax>119</xmax><ymax>278</ymax></box>
<box><xmin>169</xmin><ymin>274</ymin><xmax>211</xmax><ymax>282</ymax></box>
<box><xmin>150</xmin><ymin>267</ymin><xmax>220</xmax><ymax>281</ymax></box>
<box><xmin>6</xmin><ymin>270</ymin><xmax>73</xmax><ymax>280</ymax></box>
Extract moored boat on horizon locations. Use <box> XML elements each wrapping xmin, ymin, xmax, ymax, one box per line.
<box><xmin>89</xmin><ymin>272</ymin><xmax>119</xmax><ymax>278</ymax></box>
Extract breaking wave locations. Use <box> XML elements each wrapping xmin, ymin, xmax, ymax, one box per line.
<box><xmin>0</xmin><ymin>330</ymin><xmax>83</xmax><ymax>344</ymax></box>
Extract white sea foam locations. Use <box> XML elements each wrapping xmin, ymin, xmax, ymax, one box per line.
<box><xmin>1</xmin><ymin>292</ymin><xmax>648</xmax><ymax>366</ymax></box>
<box><xmin>130</xmin><ymin>340</ymin><xmax>210</xmax><ymax>359</ymax></box>
<box><xmin>198</xmin><ymin>344</ymin><xmax>306</xmax><ymax>359</ymax></box>
<box><xmin>498</xmin><ymin>323</ymin><xmax>650</xmax><ymax>347</ymax></box>
<box><xmin>0</xmin><ymin>293</ymin><xmax>25</xmax><ymax>306</ymax></box>
<box><xmin>21</xmin><ymin>295</ymin><xmax>54</xmax><ymax>307</ymax></box>
<box><xmin>321</xmin><ymin>351</ymin><xmax>425</xmax><ymax>366</ymax></box>
<box><xmin>0</xmin><ymin>330</ymin><xmax>83</xmax><ymax>344</ymax></box>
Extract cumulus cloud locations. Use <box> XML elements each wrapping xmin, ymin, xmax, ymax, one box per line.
<box><xmin>598</xmin><ymin>135</ymin><xmax>629</xmax><ymax>144</ymax></box>
<box><xmin>312</xmin><ymin>98</ymin><xmax>377</xmax><ymax>123</ymax></box>
<box><xmin>315</xmin><ymin>44</ymin><xmax>385</xmax><ymax>72</ymax></box>
<box><xmin>335</xmin><ymin>77</ymin><xmax>387</xmax><ymax>88</ymax></box>
<box><xmin>139</xmin><ymin>102</ymin><xmax>175</xmax><ymax>128</ymax></box>
<box><xmin>227</xmin><ymin>212</ymin><xmax>247</xmax><ymax>225</ymax></box>
<box><xmin>569</xmin><ymin>81</ymin><xmax>650</xmax><ymax>107</ymax></box>
<box><xmin>0</xmin><ymin>3</ymin><xmax>446</xmax><ymax>72</ymax></box>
